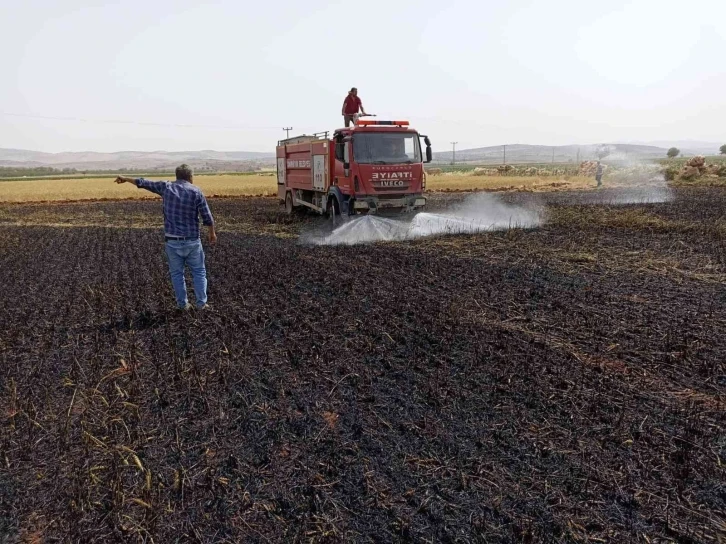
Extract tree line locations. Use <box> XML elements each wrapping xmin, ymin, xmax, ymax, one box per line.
<box><xmin>0</xmin><ymin>166</ymin><xmax>148</xmax><ymax>178</ymax></box>
<box><xmin>667</xmin><ymin>144</ymin><xmax>726</xmax><ymax>159</ymax></box>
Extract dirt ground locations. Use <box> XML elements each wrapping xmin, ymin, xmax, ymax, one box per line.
<box><xmin>0</xmin><ymin>188</ymin><xmax>724</xmax><ymax>542</ymax></box>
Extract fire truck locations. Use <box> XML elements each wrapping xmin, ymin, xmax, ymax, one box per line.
<box><xmin>276</xmin><ymin>118</ymin><xmax>432</xmax><ymax>219</ymax></box>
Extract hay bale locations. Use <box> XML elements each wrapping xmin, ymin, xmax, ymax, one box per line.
<box><xmin>426</xmin><ymin>168</ymin><xmax>443</xmax><ymax>176</ymax></box>
<box><xmin>579</xmin><ymin>161</ymin><xmax>599</xmax><ymax>176</ymax></box>
<box><xmin>680</xmin><ymin>165</ymin><xmax>701</xmax><ymax>180</ymax></box>
<box><xmin>474</xmin><ymin>167</ymin><xmax>499</xmax><ymax>176</ymax></box>
<box><xmin>705</xmin><ymin>164</ymin><xmax>720</xmax><ymax>175</ymax></box>
<box><xmin>688</xmin><ymin>156</ymin><xmax>706</xmax><ymax>168</ymax></box>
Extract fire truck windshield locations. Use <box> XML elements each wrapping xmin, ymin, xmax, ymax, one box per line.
<box><xmin>353</xmin><ymin>133</ymin><xmax>422</xmax><ymax>165</ymax></box>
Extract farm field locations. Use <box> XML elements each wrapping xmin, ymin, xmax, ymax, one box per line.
<box><xmin>0</xmin><ymin>174</ymin><xmax>278</xmax><ymax>203</ymax></box>
<box><xmin>1</xmin><ymin>188</ymin><xmax>725</xmax><ymax>542</ymax></box>
<box><xmin>425</xmin><ymin>174</ymin><xmax>594</xmax><ymax>193</ymax></box>
<box><xmin>0</xmin><ymin>173</ymin><xmax>600</xmax><ymax>203</ymax></box>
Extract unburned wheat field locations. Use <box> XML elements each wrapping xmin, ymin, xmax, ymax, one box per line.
<box><xmin>0</xmin><ymin>173</ymin><xmax>596</xmax><ymax>204</ymax></box>
<box><xmin>0</xmin><ymin>188</ymin><xmax>724</xmax><ymax>543</ymax></box>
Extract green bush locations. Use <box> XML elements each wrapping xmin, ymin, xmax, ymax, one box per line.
<box><xmin>663</xmin><ymin>166</ymin><xmax>679</xmax><ymax>181</ymax></box>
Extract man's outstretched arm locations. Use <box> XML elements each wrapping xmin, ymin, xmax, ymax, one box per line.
<box><xmin>115</xmin><ymin>176</ymin><xmax>166</xmax><ymax>195</ymax></box>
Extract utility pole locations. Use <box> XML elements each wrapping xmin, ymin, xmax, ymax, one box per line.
<box><xmin>552</xmin><ymin>147</ymin><xmax>555</xmax><ymax>164</ymax></box>
<box><xmin>503</xmin><ymin>145</ymin><xmax>506</xmax><ymax>165</ymax></box>
<box><xmin>283</xmin><ymin>127</ymin><xmax>293</xmax><ymax>139</ymax></box>
<box><xmin>451</xmin><ymin>142</ymin><xmax>458</xmax><ymax>165</ymax></box>
<box><xmin>576</xmin><ymin>147</ymin><xmax>580</xmax><ymax>163</ymax></box>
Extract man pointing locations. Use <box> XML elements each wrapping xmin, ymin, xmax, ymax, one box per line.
<box><xmin>115</xmin><ymin>164</ymin><xmax>216</xmax><ymax>310</ymax></box>
<box><xmin>342</xmin><ymin>87</ymin><xmax>367</xmax><ymax>127</ymax></box>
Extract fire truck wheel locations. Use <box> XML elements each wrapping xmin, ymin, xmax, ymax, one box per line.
<box><xmin>285</xmin><ymin>192</ymin><xmax>294</xmax><ymax>215</ymax></box>
<box><xmin>327</xmin><ymin>196</ymin><xmax>340</xmax><ymax>226</ymax></box>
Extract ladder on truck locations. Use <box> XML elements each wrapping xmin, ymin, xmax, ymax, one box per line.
<box><xmin>277</xmin><ymin>131</ymin><xmax>329</xmax><ymax>147</ymax></box>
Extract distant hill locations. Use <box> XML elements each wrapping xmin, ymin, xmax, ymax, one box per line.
<box><xmin>0</xmin><ymin>148</ymin><xmax>276</xmax><ymax>172</ymax></box>
<box><xmin>432</xmin><ymin>143</ymin><xmax>679</xmax><ymax>165</ymax></box>
<box><xmin>2</xmin><ymin>139</ymin><xmax>719</xmax><ymax>172</ymax></box>
<box><xmin>624</xmin><ymin>140</ymin><xmax>723</xmax><ymax>155</ymax></box>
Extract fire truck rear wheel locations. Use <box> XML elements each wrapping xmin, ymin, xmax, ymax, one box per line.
<box><xmin>285</xmin><ymin>192</ymin><xmax>294</xmax><ymax>215</ymax></box>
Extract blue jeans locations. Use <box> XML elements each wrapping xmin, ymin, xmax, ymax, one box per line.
<box><xmin>165</xmin><ymin>239</ymin><xmax>207</xmax><ymax>308</ymax></box>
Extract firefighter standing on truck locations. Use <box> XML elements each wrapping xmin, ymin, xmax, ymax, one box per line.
<box><xmin>342</xmin><ymin>87</ymin><xmax>366</xmax><ymax>127</ymax></box>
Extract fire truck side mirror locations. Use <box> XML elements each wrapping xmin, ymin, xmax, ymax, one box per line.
<box><xmin>422</xmin><ymin>135</ymin><xmax>433</xmax><ymax>163</ymax></box>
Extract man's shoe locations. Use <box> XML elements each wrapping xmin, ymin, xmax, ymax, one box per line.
<box><xmin>196</xmin><ymin>304</ymin><xmax>210</xmax><ymax>311</ymax></box>
<box><xmin>178</xmin><ymin>303</ymin><xmax>192</xmax><ymax>311</ymax></box>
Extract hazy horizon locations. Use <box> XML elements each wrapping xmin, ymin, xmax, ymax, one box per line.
<box><xmin>2</xmin><ymin>0</ymin><xmax>724</xmax><ymax>154</ymax></box>
<box><xmin>1</xmin><ymin>139</ymin><xmax>723</xmax><ymax>156</ymax></box>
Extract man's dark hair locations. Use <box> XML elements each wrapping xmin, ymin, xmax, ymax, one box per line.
<box><xmin>350</xmin><ymin>87</ymin><xmax>357</xmax><ymax>93</ymax></box>
<box><xmin>176</xmin><ymin>164</ymin><xmax>193</xmax><ymax>181</ymax></box>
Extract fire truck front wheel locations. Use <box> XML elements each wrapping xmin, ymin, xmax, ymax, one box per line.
<box><xmin>327</xmin><ymin>196</ymin><xmax>340</xmax><ymax>226</ymax></box>
<box><xmin>284</xmin><ymin>191</ymin><xmax>294</xmax><ymax>215</ymax></box>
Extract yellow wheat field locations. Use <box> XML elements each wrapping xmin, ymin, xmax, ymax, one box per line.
<box><xmin>0</xmin><ymin>173</ymin><xmax>597</xmax><ymax>203</ymax></box>
<box><xmin>0</xmin><ymin>174</ymin><xmax>278</xmax><ymax>203</ymax></box>
<box><xmin>425</xmin><ymin>174</ymin><xmax>595</xmax><ymax>192</ymax></box>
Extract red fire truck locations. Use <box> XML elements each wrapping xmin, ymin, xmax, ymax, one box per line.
<box><xmin>276</xmin><ymin>118</ymin><xmax>432</xmax><ymax>218</ymax></box>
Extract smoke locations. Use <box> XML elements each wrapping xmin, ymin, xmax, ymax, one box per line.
<box><xmin>305</xmin><ymin>193</ymin><xmax>544</xmax><ymax>246</ymax></box>
<box><xmin>582</xmin><ymin>150</ymin><xmax>675</xmax><ymax>204</ymax></box>
<box><xmin>598</xmin><ymin>162</ymin><xmax>674</xmax><ymax>204</ymax></box>
<box><xmin>603</xmin><ymin>183</ymin><xmax>673</xmax><ymax>204</ymax></box>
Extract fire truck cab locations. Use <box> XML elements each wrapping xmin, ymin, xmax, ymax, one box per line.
<box><xmin>276</xmin><ymin>119</ymin><xmax>432</xmax><ymax>217</ymax></box>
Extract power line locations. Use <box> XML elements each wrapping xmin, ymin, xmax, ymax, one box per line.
<box><xmin>283</xmin><ymin>127</ymin><xmax>293</xmax><ymax>139</ymax></box>
<box><xmin>0</xmin><ymin>111</ymin><xmax>281</xmax><ymax>131</ymax></box>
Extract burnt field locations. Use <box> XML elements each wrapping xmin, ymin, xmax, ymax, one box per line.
<box><xmin>1</xmin><ymin>188</ymin><xmax>725</xmax><ymax>543</ymax></box>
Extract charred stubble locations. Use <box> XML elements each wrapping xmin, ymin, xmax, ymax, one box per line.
<box><xmin>0</xmin><ymin>188</ymin><xmax>724</xmax><ymax>542</ymax></box>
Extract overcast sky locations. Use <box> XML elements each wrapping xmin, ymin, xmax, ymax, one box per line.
<box><xmin>1</xmin><ymin>0</ymin><xmax>724</xmax><ymax>153</ymax></box>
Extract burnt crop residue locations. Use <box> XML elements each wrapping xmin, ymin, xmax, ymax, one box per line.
<box><xmin>0</xmin><ymin>188</ymin><xmax>724</xmax><ymax>542</ymax></box>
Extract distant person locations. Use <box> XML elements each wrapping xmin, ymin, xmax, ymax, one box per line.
<box><xmin>596</xmin><ymin>161</ymin><xmax>603</xmax><ymax>187</ymax></box>
<box><xmin>114</xmin><ymin>164</ymin><xmax>217</xmax><ymax>310</ymax></box>
<box><xmin>342</xmin><ymin>87</ymin><xmax>367</xmax><ymax>127</ymax></box>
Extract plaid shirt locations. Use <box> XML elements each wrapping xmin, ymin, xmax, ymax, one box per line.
<box><xmin>136</xmin><ymin>178</ymin><xmax>214</xmax><ymax>238</ymax></box>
